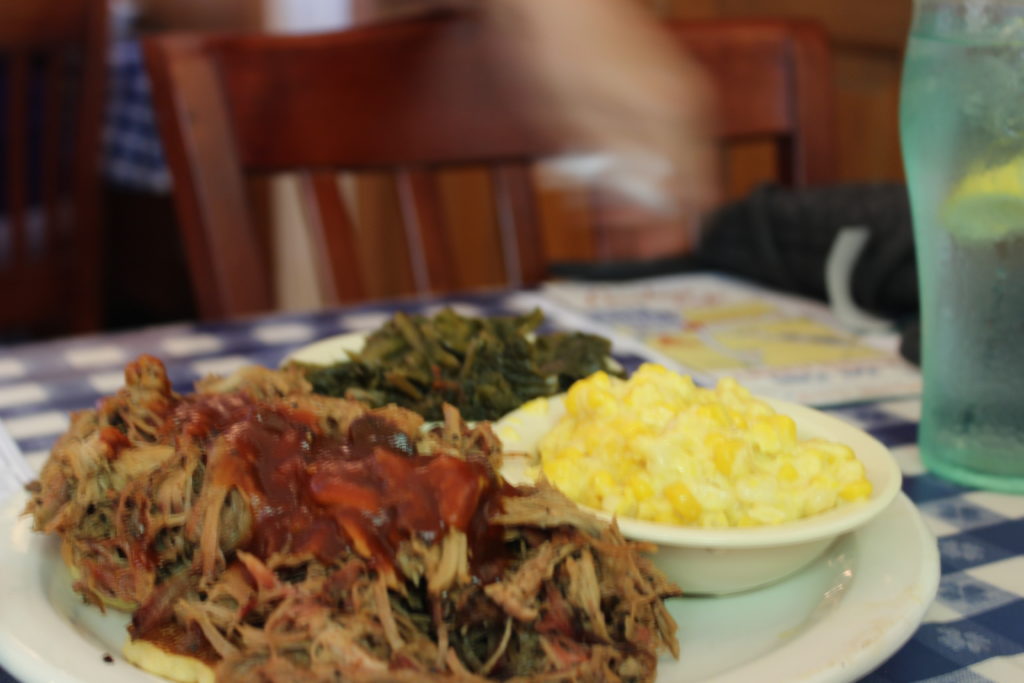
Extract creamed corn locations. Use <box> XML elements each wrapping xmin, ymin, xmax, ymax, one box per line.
<box><xmin>533</xmin><ymin>364</ymin><xmax>872</xmax><ymax>527</ymax></box>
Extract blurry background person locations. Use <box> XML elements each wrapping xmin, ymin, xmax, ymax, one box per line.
<box><xmin>364</xmin><ymin>0</ymin><xmax>718</xmax><ymax>259</ymax></box>
<box><xmin>103</xmin><ymin>0</ymin><xmax>715</xmax><ymax>328</ymax></box>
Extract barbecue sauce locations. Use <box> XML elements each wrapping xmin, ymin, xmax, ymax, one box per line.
<box><xmin>133</xmin><ymin>393</ymin><xmax>514</xmax><ymax>660</ymax></box>
<box><xmin>216</xmin><ymin>408</ymin><xmax>503</xmax><ymax>569</ymax></box>
<box><xmin>163</xmin><ymin>393</ymin><xmax>511</xmax><ymax>570</ymax></box>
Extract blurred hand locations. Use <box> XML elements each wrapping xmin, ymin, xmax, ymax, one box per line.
<box><xmin>586</xmin><ymin>190</ymin><xmax>706</xmax><ymax>260</ymax></box>
<box><xmin>485</xmin><ymin>0</ymin><xmax>718</xmax><ymax>254</ymax></box>
<box><xmin>364</xmin><ymin>0</ymin><xmax>719</xmax><ymax>258</ymax></box>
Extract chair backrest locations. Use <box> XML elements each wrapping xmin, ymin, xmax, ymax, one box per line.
<box><xmin>145</xmin><ymin>15</ymin><xmax>835</xmax><ymax>321</ymax></box>
<box><xmin>671</xmin><ymin>18</ymin><xmax>835</xmax><ymax>188</ymax></box>
<box><xmin>0</xmin><ymin>0</ymin><xmax>108</xmax><ymax>338</ymax></box>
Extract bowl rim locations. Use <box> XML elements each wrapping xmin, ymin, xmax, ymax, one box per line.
<box><xmin>497</xmin><ymin>394</ymin><xmax>903</xmax><ymax>550</ymax></box>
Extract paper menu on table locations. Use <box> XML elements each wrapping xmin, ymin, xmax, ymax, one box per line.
<box><xmin>541</xmin><ymin>273</ymin><xmax>922</xmax><ymax>407</ymax></box>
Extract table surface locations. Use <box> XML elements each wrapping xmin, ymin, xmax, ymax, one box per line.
<box><xmin>1</xmin><ymin>288</ymin><xmax>1022</xmax><ymax>683</ymax></box>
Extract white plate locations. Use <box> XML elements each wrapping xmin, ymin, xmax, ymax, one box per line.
<box><xmin>285</xmin><ymin>331</ymin><xmax>366</xmax><ymax>366</ymax></box>
<box><xmin>0</xmin><ymin>490</ymin><xmax>937</xmax><ymax>683</ymax></box>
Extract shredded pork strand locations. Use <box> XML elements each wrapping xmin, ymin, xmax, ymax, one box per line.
<box><xmin>25</xmin><ymin>355</ymin><xmax>681</xmax><ymax>682</ymax></box>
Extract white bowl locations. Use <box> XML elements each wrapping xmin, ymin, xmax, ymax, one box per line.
<box><xmin>495</xmin><ymin>395</ymin><xmax>903</xmax><ymax>596</ymax></box>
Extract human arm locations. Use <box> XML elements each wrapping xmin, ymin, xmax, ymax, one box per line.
<box><xmin>362</xmin><ymin>0</ymin><xmax>718</xmax><ymax>257</ymax></box>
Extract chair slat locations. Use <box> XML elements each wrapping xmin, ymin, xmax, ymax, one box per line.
<box><xmin>6</xmin><ymin>54</ymin><xmax>30</xmax><ymax>266</ymax></box>
<box><xmin>145</xmin><ymin>36</ymin><xmax>272</xmax><ymax>320</ymax></box>
<box><xmin>395</xmin><ymin>169</ymin><xmax>457</xmax><ymax>294</ymax></box>
<box><xmin>301</xmin><ymin>172</ymin><xmax>366</xmax><ymax>304</ymax></box>
<box><xmin>491</xmin><ymin>163</ymin><xmax>545</xmax><ymax>288</ymax></box>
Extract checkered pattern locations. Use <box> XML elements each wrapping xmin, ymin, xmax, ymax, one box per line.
<box><xmin>1</xmin><ymin>291</ymin><xmax>1021</xmax><ymax>682</ymax></box>
<box><xmin>821</xmin><ymin>397</ymin><xmax>1024</xmax><ymax>682</ymax></box>
<box><xmin>102</xmin><ymin>3</ymin><xmax>171</xmax><ymax>193</ymax></box>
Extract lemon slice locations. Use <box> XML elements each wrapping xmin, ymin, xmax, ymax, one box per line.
<box><xmin>943</xmin><ymin>156</ymin><xmax>1024</xmax><ymax>242</ymax></box>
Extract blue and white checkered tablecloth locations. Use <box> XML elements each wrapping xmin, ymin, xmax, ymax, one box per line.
<box><xmin>104</xmin><ymin>35</ymin><xmax>170</xmax><ymax>193</ymax></box>
<box><xmin>0</xmin><ymin>290</ymin><xmax>1022</xmax><ymax>682</ymax></box>
<box><xmin>103</xmin><ymin>2</ymin><xmax>171</xmax><ymax>193</ymax></box>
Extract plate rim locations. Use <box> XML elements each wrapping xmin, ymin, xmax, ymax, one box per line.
<box><xmin>692</xmin><ymin>492</ymin><xmax>939</xmax><ymax>683</ymax></box>
<box><xmin>282</xmin><ymin>331</ymin><xmax>367</xmax><ymax>367</ymax></box>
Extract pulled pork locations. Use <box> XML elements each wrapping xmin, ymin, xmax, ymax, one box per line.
<box><xmin>25</xmin><ymin>355</ymin><xmax>680</xmax><ymax>682</ymax></box>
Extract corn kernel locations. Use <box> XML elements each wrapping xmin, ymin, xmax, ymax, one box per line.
<box><xmin>778</xmin><ymin>463</ymin><xmax>799</xmax><ymax>483</ymax></box>
<box><xmin>727</xmin><ymin>409</ymin><xmax>749</xmax><ymax>430</ymax></box>
<box><xmin>593</xmin><ymin>471</ymin><xmax>616</xmax><ymax>498</ymax></box>
<box><xmin>839</xmin><ymin>479</ymin><xmax>872</xmax><ymax>501</ymax></box>
<box><xmin>810</xmin><ymin>440</ymin><xmax>856</xmax><ymax>463</ymax></box>
<box><xmin>752</xmin><ymin>415</ymin><xmax>793</xmax><ymax>453</ymax></box>
<box><xmin>836</xmin><ymin>459</ymin><xmax>867</xmax><ymax>484</ymax></box>
<box><xmin>629</xmin><ymin>476</ymin><xmax>655</xmax><ymax>502</ymax></box>
<box><xmin>773</xmin><ymin>415</ymin><xmax>798</xmax><ymax>444</ymax></box>
<box><xmin>794</xmin><ymin>452</ymin><xmax>823</xmax><ymax>479</ymax></box>
<box><xmin>541</xmin><ymin>459</ymin><xmax>584</xmax><ymax>499</ymax></box>
<box><xmin>586</xmin><ymin>389</ymin><xmax>614</xmax><ymax>413</ymax></box>
<box><xmin>583</xmin><ymin>426</ymin><xmax>613</xmax><ymax>454</ymax></box>
<box><xmin>664</xmin><ymin>482</ymin><xmax>702</xmax><ymax>522</ymax></box>
<box><xmin>615</xmin><ymin>419</ymin><xmax>647</xmax><ymax>440</ymax></box>
<box><xmin>710</xmin><ymin>435</ymin><xmax>744</xmax><ymax>476</ymax></box>
<box><xmin>695</xmin><ymin>403</ymin><xmax>729</xmax><ymax>427</ymax></box>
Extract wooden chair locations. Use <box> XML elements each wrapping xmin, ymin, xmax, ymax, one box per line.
<box><xmin>145</xmin><ymin>15</ymin><xmax>835</xmax><ymax>321</ymax></box>
<box><xmin>674</xmin><ymin>18</ymin><xmax>835</xmax><ymax>188</ymax></box>
<box><xmin>0</xmin><ymin>0</ymin><xmax>108</xmax><ymax>338</ymax></box>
